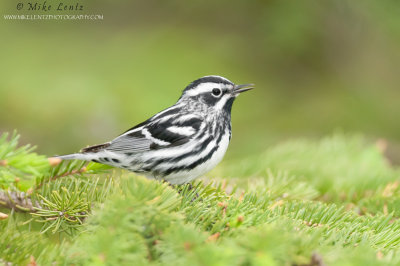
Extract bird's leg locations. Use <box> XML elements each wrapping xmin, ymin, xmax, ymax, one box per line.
<box><xmin>161</xmin><ymin>180</ymin><xmax>199</xmax><ymax>202</ymax></box>
<box><xmin>182</xmin><ymin>182</ymin><xmax>200</xmax><ymax>202</ymax></box>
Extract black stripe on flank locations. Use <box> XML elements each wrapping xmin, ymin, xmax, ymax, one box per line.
<box><xmin>157</xmin><ymin>131</ymin><xmax>226</xmax><ymax>176</ymax></box>
<box><xmin>167</xmin><ymin>135</ymin><xmax>214</xmax><ymax>163</ymax></box>
<box><xmin>162</xmin><ymin>143</ymin><xmax>219</xmax><ymax>176</ymax></box>
<box><xmin>144</xmin><ymin>123</ymin><xmax>211</xmax><ymax>164</ymax></box>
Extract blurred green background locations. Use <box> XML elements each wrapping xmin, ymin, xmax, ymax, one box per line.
<box><xmin>1</xmin><ymin>0</ymin><xmax>399</xmax><ymax>163</ymax></box>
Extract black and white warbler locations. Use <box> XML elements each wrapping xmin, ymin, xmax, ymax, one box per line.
<box><xmin>57</xmin><ymin>76</ymin><xmax>254</xmax><ymax>184</ymax></box>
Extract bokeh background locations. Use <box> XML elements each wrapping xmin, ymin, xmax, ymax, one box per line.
<box><xmin>1</xmin><ymin>0</ymin><xmax>399</xmax><ymax>163</ymax></box>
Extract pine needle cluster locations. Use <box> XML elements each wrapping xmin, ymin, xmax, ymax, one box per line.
<box><xmin>1</xmin><ymin>131</ymin><xmax>400</xmax><ymax>265</ymax></box>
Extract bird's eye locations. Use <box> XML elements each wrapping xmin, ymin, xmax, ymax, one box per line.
<box><xmin>212</xmin><ymin>88</ymin><xmax>221</xmax><ymax>97</ymax></box>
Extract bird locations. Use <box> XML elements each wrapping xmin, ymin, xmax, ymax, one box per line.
<box><xmin>57</xmin><ymin>75</ymin><xmax>254</xmax><ymax>184</ymax></box>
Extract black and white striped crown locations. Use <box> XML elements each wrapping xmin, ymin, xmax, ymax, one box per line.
<box><xmin>183</xmin><ymin>75</ymin><xmax>234</xmax><ymax>93</ymax></box>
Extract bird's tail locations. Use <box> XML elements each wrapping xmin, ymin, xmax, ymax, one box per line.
<box><xmin>55</xmin><ymin>153</ymin><xmax>94</xmax><ymax>161</ymax></box>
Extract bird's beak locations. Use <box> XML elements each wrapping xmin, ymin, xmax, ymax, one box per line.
<box><xmin>234</xmin><ymin>84</ymin><xmax>255</xmax><ymax>94</ymax></box>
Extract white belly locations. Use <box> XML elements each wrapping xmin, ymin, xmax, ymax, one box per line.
<box><xmin>164</xmin><ymin>132</ymin><xmax>231</xmax><ymax>184</ymax></box>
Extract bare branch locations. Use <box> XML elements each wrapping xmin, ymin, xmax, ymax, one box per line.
<box><xmin>0</xmin><ymin>190</ymin><xmax>41</xmax><ymax>212</ymax></box>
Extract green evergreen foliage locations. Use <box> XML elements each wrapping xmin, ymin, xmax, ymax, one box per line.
<box><xmin>1</xmin><ymin>131</ymin><xmax>400</xmax><ymax>265</ymax></box>
<box><xmin>0</xmin><ymin>131</ymin><xmax>49</xmax><ymax>190</ymax></box>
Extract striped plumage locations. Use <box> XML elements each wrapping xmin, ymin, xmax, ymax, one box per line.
<box><xmin>57</xmin><ymin>76</ymin><xmax>253</xmax><ymax>184</ymax></box>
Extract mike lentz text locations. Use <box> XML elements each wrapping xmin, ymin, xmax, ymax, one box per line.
<box><xmin>25</xmin><ymin>1</ymin><xmax>84</xmax><ymax>11</ymax></box>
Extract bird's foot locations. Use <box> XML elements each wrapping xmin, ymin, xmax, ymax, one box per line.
<box><xmin>162</xmin><ymin>180</ymin><xmax>199</xmax><ymax>202</ymax></box>
<box><xmin>180</xmin><ymin>183</ymin><xmax>200</xmax><ymax>202</ymax></box>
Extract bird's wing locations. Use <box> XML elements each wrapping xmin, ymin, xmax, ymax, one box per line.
<box><xmin>83</xmin><ymin>114</ymin><xmax>203</xmax><ymax>154</ymax></box>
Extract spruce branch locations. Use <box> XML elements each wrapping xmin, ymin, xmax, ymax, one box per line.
<box><xmin>31</xmin><ymin>176</ymin><xmax>115</xmax><ymax>234</ymax></box>
<box><xmin>2</xmin><ymin>131</ymin><xmax>400</xmax><ymax>264</ymax></box>
<box><xmin>34</xmin><ymin>160</ymin><xmax>113</xmax><ymax>191</ymax></box>
<box><xmin>0</xmin><ymin>189</ymin><xmax>41</xmax><ymax>212</ymax></box>
<box><xmin>34</xmin><ymin>165</ymin><xmax>87</xmax><ymax>190</ymax></box>
<box><xmin>32</xmin><ymin>187</ymin><xmax>90</xmax><ymax>234</ymax></box>
<box><xmin>0</xmin><ymin>131</ymin><xmax>50</xmax><ymax>189</ymax></box>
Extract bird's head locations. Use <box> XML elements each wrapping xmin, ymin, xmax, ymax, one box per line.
<box><xmin>179</xmin><ymin>75</ymin><xmax>254</xmax><ymax>113</ymax></box>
